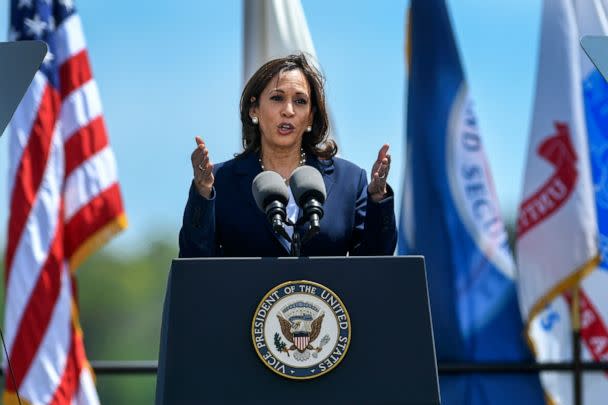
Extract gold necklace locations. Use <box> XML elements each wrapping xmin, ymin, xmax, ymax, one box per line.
<box><xmin>259</xmin><ymin>148</ymin><xmax>306</xmax><ymax>181</ymax></box>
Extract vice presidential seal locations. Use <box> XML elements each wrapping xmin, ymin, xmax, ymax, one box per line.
<box><xmin>251</xmin><ymin>280</ymin><xmax>351</xmax><ymax>380</ymax></box>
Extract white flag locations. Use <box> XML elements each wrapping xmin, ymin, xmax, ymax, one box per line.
<box><xmin>243</xmin><ymin>0</ymin><xmax>337</xmax><ymax>142</ymax></box>
<box><xmin>243</xmin><ymin>0</ymin><xmax>318</xmax><ymax>81</ymax></box>
<box><xmin>517</xmin><ymin>0</ymin><xmax>608</xmax><ymax>403</ymax></box>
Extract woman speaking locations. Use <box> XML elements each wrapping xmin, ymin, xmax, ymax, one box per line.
<box><xmin>179</xmin><ymin>54</ymin><xmax>396</xmax><ymax>257</ymax></box>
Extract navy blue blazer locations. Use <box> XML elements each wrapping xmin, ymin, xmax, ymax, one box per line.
<box><xmin>178</xmin><ymin>152</ymin><xmax>397</xmax><ymax>257</ymax></box>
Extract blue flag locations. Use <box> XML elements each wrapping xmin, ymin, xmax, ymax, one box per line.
<box><xmin>400</xmin><ymin>1</ymin><xmax>545</xmax><ymax>403</ymax></box>
<box><xmin>583</xmin><ymin>65</ymin><xmax>608</xmax><ymax>270</ymax></box>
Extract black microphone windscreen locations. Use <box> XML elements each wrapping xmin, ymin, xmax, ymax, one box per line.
<box><xmin>252</xmin><ymin>171</ymin><xmax>290</xmax><ymax>211</ymax></box>
<box><xmin>289</xmin><ymin>166</ymin><xmax>327</xmax><ymax>206</ymax></box>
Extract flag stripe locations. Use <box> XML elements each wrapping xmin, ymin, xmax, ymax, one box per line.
<box><xmin>64</xmin><ymin>146</ymin><xmax>119</xmax><ymax>221</ymax></box>
<box><xmin>63</xmin><ymin>116</ymin><xmax>108</xmax><ymax>177</ymax></box>
<box><xmin>17</xmin><ymin>264</ymin><xmax>73</xmax><ymax>404</ymax></box>
<box><xmin>73</xmin><ymin>368</ymin><xmax>99</xmax><ymax>405</ymax></box>
<box><xmin>49</xmin><ymin>327</ymin><xmax>83</xmax><ymax>405</ymax></box>
<box><xmin>5</xmin><ymin>86</ymin><xmax>60</xmax><ymax>280</ymax></box>
<box><xmin>65</xmin><ymin>183</ymin><xmax>124</xmax><ymax>260</ymax></box>
<box><xmin>59</xmin><ymin>49</ymin><xmax>92</xmax><ymax>100</ymax></box>
<box><xmin>53</xmin><ymin>15</ymin><xmax>86</xmax><ymax>67</ymax></box>
<box><xmin>6</xmin><ymin>224</ymin><xmax>64</xmax><ymax>391</ymax></box>
<box><xmin>59</xmin><ymin>80</ymin><xmax>103</xmax><ymax>142</ymax></box>
<box><xmin>7</xmin><ymin>72</ymin><xmax>48</xmax><ymax>197</ymax></box>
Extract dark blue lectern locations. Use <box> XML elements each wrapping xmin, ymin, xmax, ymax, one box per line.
<box><xmin>156</xmin><ymin>256</ymin><xmax>440</xmax><ymax>404</ymax></box>
<box><xmin>0</xmin><ymin>41</ymin><xmax>47</xmax><ymax>136</ymax></box>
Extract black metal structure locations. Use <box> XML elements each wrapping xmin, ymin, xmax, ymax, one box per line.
<box><xmin>70</xmin><ymin>360</ymin><xmax>608</xmax><ymax>375</ymax></box>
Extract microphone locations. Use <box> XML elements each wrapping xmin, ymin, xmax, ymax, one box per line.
<box><xmin>252</xmin><ymin>171</ymin><xmax>291</xmax><ymax>240</ymax></box>
<box><xmin>289</xmin><ymin>166</ymin><xmax>326</xmax><ymax>242</ymax></box>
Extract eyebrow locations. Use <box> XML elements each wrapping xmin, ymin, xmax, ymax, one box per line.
<box><xmin>269</xmin><ymin>89</ymin><xmax>309</xmax><ymax>96</ymax></box>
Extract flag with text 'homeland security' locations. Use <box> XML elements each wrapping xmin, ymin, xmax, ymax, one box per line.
<box><xmin>399</xmin><ymin>0</ymin><xmax>544</xmax><ymax>404</ymax></box>
<box><xmin>517</xmin><ymin>0</ymin><xmax>608</xmax><ymax>403</ymax></box>
<box><xmin>4</xmin><ymin>0</ymin><xmax>127</xmax><ymax>404</ymax></box>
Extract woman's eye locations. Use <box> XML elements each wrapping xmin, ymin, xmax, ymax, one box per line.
<box><xmin>270</xmin><ymin>95</ymin><xmax>283</xmax><ymax>101</ymax></box>
<box><xmin>295</xmin><ymin>98</ymin><xmax>308</xmax><ymax>105</ymax></box>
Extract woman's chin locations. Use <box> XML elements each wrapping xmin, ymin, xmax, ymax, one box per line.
<box><xmin>265</xmin><ymin>135</ymin><xmax>301</xmax><ymax>149</ymax></box>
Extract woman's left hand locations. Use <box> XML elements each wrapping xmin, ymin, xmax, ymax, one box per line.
<box><xmin>368</xmin><ymin>144</ymin><xmax>391</xmax><ymax>202</ymax></box>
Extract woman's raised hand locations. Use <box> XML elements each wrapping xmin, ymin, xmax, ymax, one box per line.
<box><xmin>368</xmin><ymin>144</ymin><xmax>391</xmax><ymax>202</ymax></box>
<box><xmin>191</xmin><ymin>136</ymin><xmax>215</xmax><ymax>199</ymax></box>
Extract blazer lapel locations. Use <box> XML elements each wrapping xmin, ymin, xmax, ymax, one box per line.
<box><xmin>296</xmin><ymin>156</ymin><xmax>336</xmax><ymax>236</ymax></box>
<box><xmin>233</xmin><ymin>152</ymin><xmax>290</xmax><ymax>254</ymax></box>
<box><xmin>310</xmin><ymin>155</ymin><xmax>335</xmax><ymax>201</ymax></box>
<box><xmin>233</xmin><ymin>153</ymin><xmax>261</xmax><ymax>211</ymax></box>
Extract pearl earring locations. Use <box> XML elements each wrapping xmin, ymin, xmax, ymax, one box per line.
<box><xmin>306</xmin><ymin>125</ymin><xmax>312</xmax><ymax>132</ymax></box>
<box><xmin>251</xmin><ymin>116</ymin><xmax>259</xmax><ymax>125</ymax></box>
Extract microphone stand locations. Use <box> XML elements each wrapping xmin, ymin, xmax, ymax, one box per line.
<box><xmin>290</xmin><ymin>231</ymin><xmax>301</xmax><ymax>257</ymax></box>
<box><xmin>275</xmin><ymin>218</ymin><xmax>314</xmax><ymax>257</ymax></box>
<box><xmin>264</xmin><ymin>203</ymin><xmax>305</xmax><ymax>257</ymax></box>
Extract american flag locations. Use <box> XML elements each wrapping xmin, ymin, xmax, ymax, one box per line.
<box><xmin>4</xmin><ymin>0</ymin><xmax>127</xmax><ymax>403</ymax></box>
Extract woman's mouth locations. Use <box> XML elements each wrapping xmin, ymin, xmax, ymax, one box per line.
<box><xmin>277</xmin><ymin>123</ymin><xmax>295</xmax><ymax>135</ymax></box>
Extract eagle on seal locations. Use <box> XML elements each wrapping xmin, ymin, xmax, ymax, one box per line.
<box><xmin>277</xmin><ymin>312</ymin><xmax>325</xmax><ymax>353</ymax></box>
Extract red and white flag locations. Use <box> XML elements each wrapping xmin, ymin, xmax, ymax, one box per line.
<box><xmin>517</xmin><ymin>0</ymin><xmax>608</xmax><ymax>403</ymax></box>
<box><xmin>4</xmin><ymin>1</ymin><xmax>127</xmax><ymax>403</ymax></box>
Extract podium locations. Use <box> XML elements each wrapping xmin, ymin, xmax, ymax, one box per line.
<box><xmin>581</xmin><ymin>36</ymin><xmax>608</xmax><ymax>82</ymax></box>
<box><xmin>156</xmin><ymin>256</ymin><xmax>440</xmax><ymax>404</ymax></box>
<box><xmin>0</xmin><ymin>41</ymin><xmax>47</xmax><ymax>136</ymax></box>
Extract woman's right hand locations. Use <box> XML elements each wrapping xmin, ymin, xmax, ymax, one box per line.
<box><xmin>191</xmin><ymin>136</ymin><xmax>214</xmax><ymax>199</ymax></box>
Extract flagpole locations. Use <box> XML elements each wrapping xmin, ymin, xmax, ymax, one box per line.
<box><xmin>571</xmin><ymin>284</ymin><xmax>582</xmax><ymax>405</ymax></box>
<box><xmin>568</xmin><ymin>1</ymin><xmax>582</xmax><ymax>404</ymax></box>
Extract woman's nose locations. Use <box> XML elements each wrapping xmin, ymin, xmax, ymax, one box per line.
<box><xmin>281</xmin><ymin>102</ymin><xmax>295</xmax><ymax>117</ymax></box>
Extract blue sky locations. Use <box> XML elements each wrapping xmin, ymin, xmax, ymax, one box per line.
<box><xmin>0</xmin><ymin>0</ymin><xmax>542</xmax><ymax>253</ymax></box>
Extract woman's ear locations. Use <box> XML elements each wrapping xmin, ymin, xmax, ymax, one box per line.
<box><xmin>249</xmin><ymin>96</ymin><xmax>258</xmax><ymax>118</ymax></box>
<box><xmin>308</xmin><ymin>108</ymin><xmax>315</xmax><ymax>125</ymax></box>
<box><xmin>249</xmin><ymin>105</ymin><xmax>258</xmax><ymax>120</ymax></box>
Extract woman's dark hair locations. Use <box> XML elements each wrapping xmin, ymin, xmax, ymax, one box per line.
<box><xmin>238</xmin><ymin>53</ymin><xmax>337</xmax><ymax>159</ymax></box>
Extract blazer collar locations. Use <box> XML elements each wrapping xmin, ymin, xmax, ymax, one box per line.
<box><xmin>233</xmin><ymin>151</ymin><xmax>262</xmax><ymax>176</ymax></box>
<box><xmin>232</xmin><ymin>151</ymin><xmax>335</xmax><ymax>200</ymax></box>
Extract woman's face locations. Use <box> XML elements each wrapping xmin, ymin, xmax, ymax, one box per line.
<box><xmin>250</xmin><ymin>68</ymin><xmax>314</xmax><ymax>152</ymax></box>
